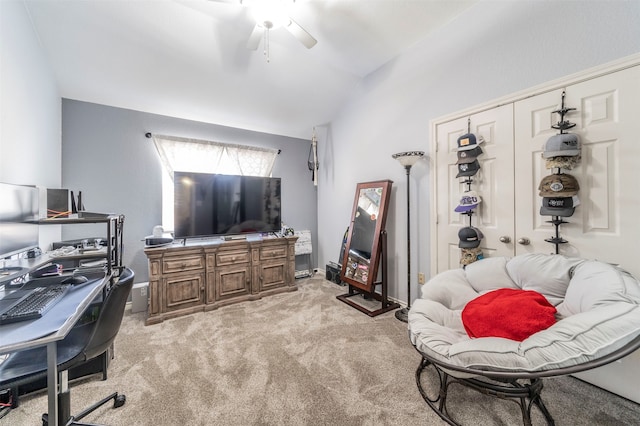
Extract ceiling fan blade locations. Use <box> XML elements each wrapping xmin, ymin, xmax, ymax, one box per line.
<box><xmin>285</xmin><ymin>18</ymin><xmax>317</xmax><ymax>49</ymax></box>
<box><xmin>246</xmin><ymin>24</ymin><xmax>262</xmax><ymax>50</ymax></box>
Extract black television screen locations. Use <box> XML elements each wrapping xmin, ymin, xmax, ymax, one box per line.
<box><xmin>174</xmin><ymin>172</ymin><xmax>282</xmax><ymax>238</ymax></box>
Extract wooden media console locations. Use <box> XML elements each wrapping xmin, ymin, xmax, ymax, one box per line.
<box><xmin>143</xmin><ymin>236</ymin><xmax>297</xmax><ymax>325</ymax></box>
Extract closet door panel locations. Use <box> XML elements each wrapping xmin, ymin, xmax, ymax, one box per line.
<box><xmin>563</xmin><ymin>66</ymin><xmax>638</xmax><ymax>277</ymax></box>
<box><xmin>434</xmin><ymin>120</ymin><xmax>470</xmax><ymax>273</ymax></box>
<box><xmin>514</xmin><ymin>89</ymin><xmax>566</xmax><ymax>255</ymax></box>
<box><xmin>434</xmin><ymin>105</ymin><xmax>514</xmax><ymax>274</ymax></box>
<box><xmin>466</xmin><ymin>106</ymin><xmax>515</xmax><ymax>264</ymax></box>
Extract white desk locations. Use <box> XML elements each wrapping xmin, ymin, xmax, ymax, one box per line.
<box><xmin>0</xmin><ymin>273</ymin><xmax>109</xmax><ymax>426</ymax></box>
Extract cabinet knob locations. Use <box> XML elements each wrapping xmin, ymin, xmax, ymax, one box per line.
<box><xmin>517</xmin><ymin>237</ymin><xmax>531</xmax><ymax>245</ymax></box>
<box><xmin>499</xmin><ymin>236</ymin><xmax>511</xmax><ymax>243</ymax></box>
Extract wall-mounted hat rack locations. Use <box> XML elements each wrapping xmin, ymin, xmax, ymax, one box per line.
<box><xmin>542</xmin><ymin>90</ymin><xmax>579</xmax><ymax>254</ymax></box>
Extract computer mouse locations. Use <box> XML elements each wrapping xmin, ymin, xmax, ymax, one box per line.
<box><xmin>63</xmin><ymin>275</ymin><xmax>89</xmax><ymax>285</ymax></box>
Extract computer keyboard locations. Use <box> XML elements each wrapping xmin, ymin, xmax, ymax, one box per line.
<box><xmin>0</xmin><ymin>284</ymin><xmax>71</xmax><ymax>325</ymax></box>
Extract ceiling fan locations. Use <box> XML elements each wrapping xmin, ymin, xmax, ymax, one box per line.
<box><xmin>211</xmin><ymin>0</ymin><xmax>317</xmax><ymax>51</ymax></box>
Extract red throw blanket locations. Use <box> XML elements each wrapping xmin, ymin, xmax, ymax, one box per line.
<box><xmin>462</xmin><ymin>288</ymin><xmax>557</xmax><ymax>341</ymax></box>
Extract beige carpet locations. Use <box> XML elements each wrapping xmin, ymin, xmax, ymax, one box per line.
<box><xmin>6</xmin><ymin>275</ymin><xmax>640</xmax><ymax>425</ymax></box>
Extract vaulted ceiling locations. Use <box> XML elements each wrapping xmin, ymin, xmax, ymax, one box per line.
<box><xmin>24</xmin><ymin>0</ymin><xmax>477</xmax><ymax>139</ymax></box>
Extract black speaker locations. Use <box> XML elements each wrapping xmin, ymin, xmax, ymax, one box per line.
<box><xmin>325</xmin><ymin>262</ymin><xmax>344</xmax><ymax>286</ymax></box>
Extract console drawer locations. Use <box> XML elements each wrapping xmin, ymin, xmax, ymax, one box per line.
<box><xmin>260</xmin><ymin>246</ymin><xmax>287</xmax><ymax>260</ymax></box>
<box><xmin>216</xmin><ymin>250</ymin><xmax>250</xmax><ymax>266</ymax></box>
<box><xmin>162</xmin><ymin>254</ymin><xmax>204</xmax><ymax>274</ymax></box>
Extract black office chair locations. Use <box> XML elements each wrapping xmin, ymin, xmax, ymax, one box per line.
<box><xmin>0</xmin><ymin>267</ymin><xmax>134</xmax><ymax>425</ymax></box>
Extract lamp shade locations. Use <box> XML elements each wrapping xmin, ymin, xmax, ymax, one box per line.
<box><xmin>392</xmin><ymin>151</ymin><xmax>425</xmax><ymax>167</ymax></box>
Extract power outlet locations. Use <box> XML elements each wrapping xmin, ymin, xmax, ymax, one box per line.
<box><xmin>418</xmin><ymin>272</ymin><xmax>425</xmax><ymax>284</ymax></box>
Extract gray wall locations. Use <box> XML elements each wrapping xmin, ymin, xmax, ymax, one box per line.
<box><xmin>61</xmin><ymin>100</ymin><xmax>318</xmax><ymax>282</ymax></box>
<box><xmin>317</xmin><ymin>0</ymin><xmax>640</xmax><ymax>306</ymax></box>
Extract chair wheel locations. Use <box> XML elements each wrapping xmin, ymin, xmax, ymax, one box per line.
<box><xmin>114</xmin><ymin>394</ymin><xmax>126</xmax><ymax>408</ymax></box>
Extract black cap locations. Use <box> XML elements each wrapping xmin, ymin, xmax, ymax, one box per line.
<box><xmin>458</xmin><ymin>226</ymin><xmax>484</xmax><ymax>248</ymax></box>
<box><xmin>456</xmin><ymin>159</ymin><xmax>480</xmax><ymax>178</ymax></box>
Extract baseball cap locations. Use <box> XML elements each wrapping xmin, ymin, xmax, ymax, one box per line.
<box><xmin>456</xmin><ymin>159</ymin><xmax>480</xmax><ymax>178</ymax></box>
<box><xmin>458</xmin><ymin>226</ymin><xmax>484</xmax><ymax>248</ymax></box>
<box><xmin>538</xmin><ymin>173</ymin><xmax>580</xmax><ymax>197</ymax></box>
<box><xmin>540</xmin><ymin>195</ymin><xmax>580</xmax><ymax>217</ymax></box>
<box><xmin>457</xmin><ymin>133</ymin><xmax>485</xmax><ymax>151</ymax></box>
<box><xmin>545</xmin><ymin>155</ymin><xmax>580</xmax><ymax>170</ymax></box>
<box><xmin>454</xmin><ymin>191</ymin><xmax>482</xmax><ymax>213</ymax></box>
<box><xmin>456</xmin><ymin>146</ymin><xmax>483</xmax><ymax>164</ymax></box>
<box><xmin>542</xmin><ymin>133</ymin><xmax>580</xmax><ymax>158</ymax></box>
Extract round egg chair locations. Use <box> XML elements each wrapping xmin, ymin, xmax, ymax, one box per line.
<box><xmin>408</xmin><ymin>253</ymin><xmax>640</xmax><ymax>425</ymax></box>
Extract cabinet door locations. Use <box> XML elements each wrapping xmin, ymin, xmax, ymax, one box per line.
<box><xmin>434</xmin><ymin>104</ymin><xmax>515</xmax><ymax>273</ymax></box>
<box><xmin>163</xmin><ymin>273</ymin><xmax>204</xmax><ymax>312</ymax></box>
<box><xmin>257</xmin><ymin>260</ymin><xmax>287</xmax><ymax>292</ymax></box>
<box><xmin>215</xmin><ymin>266</ymin><xmax>251</xmax><ymax>300</ymax></box>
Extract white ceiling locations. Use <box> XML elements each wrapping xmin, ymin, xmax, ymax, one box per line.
<box><xmin>24</xmin><ymin>0</ymin><xmax>477</xmax><ymax>139</ymax></box>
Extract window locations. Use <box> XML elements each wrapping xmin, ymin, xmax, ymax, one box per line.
<box><xmin>152</xmin><ymin>135</ymin><xmax>278</xmax><ymax>230</ymax></box>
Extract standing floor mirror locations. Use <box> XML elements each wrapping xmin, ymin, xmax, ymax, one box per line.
<box><xmin>337</xmin><ymin>180</ymin><xmax>399</xmax><ymax>316</ymax></box>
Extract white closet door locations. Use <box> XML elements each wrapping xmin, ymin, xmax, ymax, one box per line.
<box><xmin>434</xmin><ymin>104</ymin><xmax>514</xmax><ymax>274</ymax></box>
<box><xmin>513</xmin><ymin>88</ymin><xmax>567</xmax><ymax>255</ymax></box>
<box><xmin>514</xmin><ymin>65</ymin><xmax>640</xmax><ymax>278</ymax></box>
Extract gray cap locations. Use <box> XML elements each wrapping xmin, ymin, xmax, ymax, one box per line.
<box><xmin>543</xmin><ymin>133</ymin><xmax>580</xmax><ymax>158</ymax></box>
<box><xmin>456</xmin><ymin>146</ymin><xmax>483</xmax><ymax>164</ymax></box>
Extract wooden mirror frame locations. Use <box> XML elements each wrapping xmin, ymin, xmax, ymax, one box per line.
<box><xmin>340</xmin><ymin>180</ymin><xmax>393</xmax><ymax>293</ymax></box>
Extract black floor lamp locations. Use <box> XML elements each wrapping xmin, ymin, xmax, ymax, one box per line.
<box><xmin>392</xmin><ymin>151</ymin><xmax>425</xmax><ymax>323</ymax></box>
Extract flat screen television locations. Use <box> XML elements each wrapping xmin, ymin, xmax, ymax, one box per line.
<box><xmin>174</xmin><ymin>172</ymin><xmax>281</xmax><ymax>239</ymax></box>
<box><xmin>0</xmin><ymin>182</ymin><xmax>39</xmax><ymax>260</ymax></box>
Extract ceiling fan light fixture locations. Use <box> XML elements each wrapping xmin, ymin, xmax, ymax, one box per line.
<box><xmin>247</xmin><ymin>0</ymin><xmax>292</xmax><ymax>29</ymax></box>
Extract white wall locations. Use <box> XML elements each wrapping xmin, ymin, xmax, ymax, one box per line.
<box><xmin>1</xmin><ymin>0</ymin><xmax>61</xmax><ymax>248</ymax></box>
<box><xmin>317</xmin><ymin>0</ymin><xmax>640</xmax><ymax>305</ymax></box>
